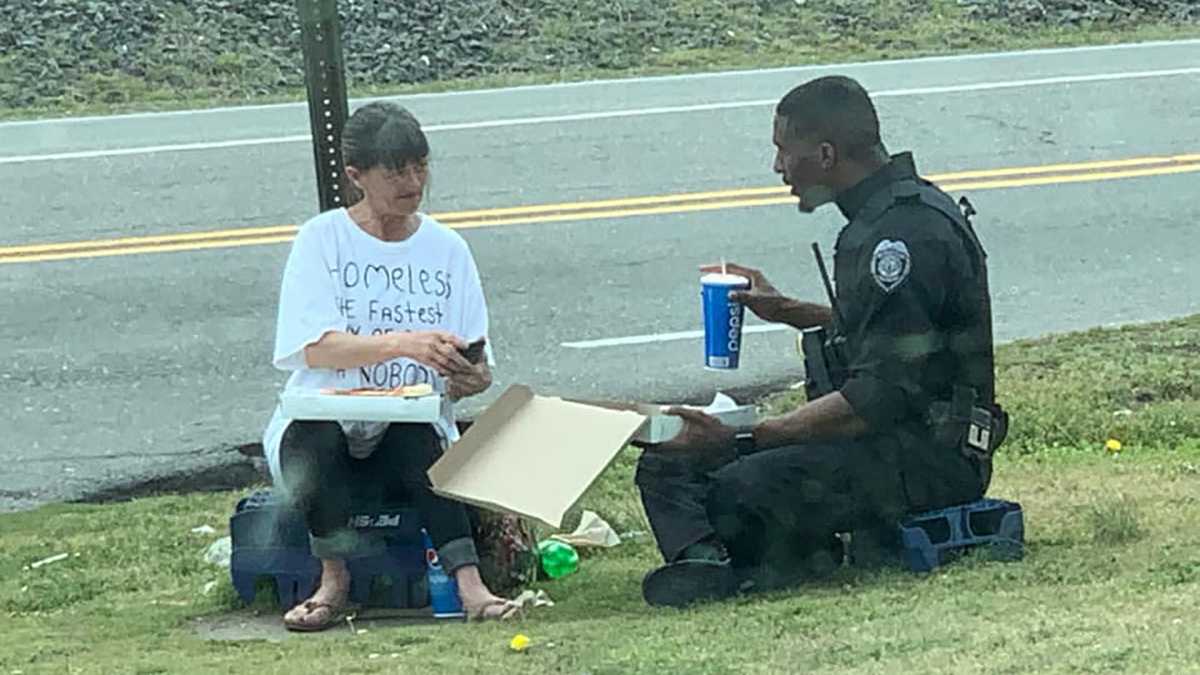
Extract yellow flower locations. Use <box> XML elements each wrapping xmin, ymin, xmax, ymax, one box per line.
<box><xmin>1105</xmin><ymin>439</ymin><xmax>1123</xmax><ymax>453</ymax></box>
<box><xmin>509</xmin><ymin>634</ymin><xmax>531</xmax><ymax>652</ymax></box>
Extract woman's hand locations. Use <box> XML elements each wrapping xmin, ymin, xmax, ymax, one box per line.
<box><xmin>447</xmin><ymin>362</ymin><xmax>493</xmax><ymax>401</ymax></box>
<box><xmin>393</xmin><ymin>331</ymin><xmax>473</xmax><ymax>377</ymax></box>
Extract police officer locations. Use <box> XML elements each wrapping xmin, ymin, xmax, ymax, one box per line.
<box><xmin>634</xmin><ymin>75</ymin><xmax>1008</xmax><ymax>607</ymax></box>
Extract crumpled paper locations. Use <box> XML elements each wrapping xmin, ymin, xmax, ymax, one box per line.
<box><xmin>204</xmin><ymin>536</ymin><xmax>232</xmax><ymax>568</ymax></box>
<box><xmin>550</xmin><ymin>510</ymin><xmax>621</xmax><ymax>548</ymax></box>
<box><xmin>511</xmin><ymin>589</ymin><xmax>555</xmax><ymax>610</ymax></box>
<box><xmin>698</xmin><ymin>392</ymin><xmax>742</xmax><ymax>414</ymax></box>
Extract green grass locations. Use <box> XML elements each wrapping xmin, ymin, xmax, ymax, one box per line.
<box><xmin>4</xmin><ymin>315</ymin><xmax>1200</xmax><ymax>673</ymax></box>
<box><xmin>1</xmin><ymin>3</ymin><xmax>1197</xmax><ymax>121</ymax></box>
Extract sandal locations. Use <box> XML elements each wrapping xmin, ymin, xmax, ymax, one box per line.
<box><xmin>283</xmin><ymin>600</ymin><xmax>347</xmax><ymax>632</ymax></box>
<box><xmin>465</xmin><ymin>598</ymin><xmax>521</xmax><ymax>622</ymax></box>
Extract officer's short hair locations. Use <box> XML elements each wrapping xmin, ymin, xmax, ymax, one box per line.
<box><xmin>776</xmin><ymin>76</ymin><xmax>884</xmax><ymax>163</ymax></box>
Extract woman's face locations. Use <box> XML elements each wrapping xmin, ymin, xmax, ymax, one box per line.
<box><xmin>348</xmin><ymin>158</ymin><xmax>429</xmax><ymax>215</ymax></box>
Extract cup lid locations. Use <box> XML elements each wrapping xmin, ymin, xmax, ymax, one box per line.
<box><xmin>700</xmin><ymin>273</ymin><xmax>750</xmax><ymax>286</ymax></box>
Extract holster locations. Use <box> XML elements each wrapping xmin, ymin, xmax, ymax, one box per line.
<box><xmin>926</xmin><ymin>385</ymin><xmax>1009</xmax><ymax>464</ymax></box>
<box><xmin>801</xmin><ymin>326</ymin><xmax>848</xmax><ymax>400</ymax></box>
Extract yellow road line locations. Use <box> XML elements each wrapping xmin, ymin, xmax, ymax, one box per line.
<box><xmin>448</xmin><ymin>196</ymin><xmax>796</xmax><ymax>229</ymax></box>
<box><xmin>7</xmin><ymin>152</ymin><xmax>1191</xmax><ymax>255</ymax></box>
<box><xmin>431</xmin><ymin>153</ymin><xmax>1200</xmax><ymax>221</ymax></box>
<box><xmin>940</xmin><ymin>162</ymin><xmax>1200</xmax><ymax>191</ymax></box>
<box><xmin>3</xmin><ymin>154</ymin><xmax>1198</xmax><ymax>264</ymax></box>
<box><xmin>9</xmin><ymin>235</ymin><xmax>300</xmax><ymax>264</ymax></box>
<box><xmin>928</xmin><ymin>153</ymin><xmax>1200</xmax><ymax>181</ymax></box>
<box><xmin>446</xmin><ymin>161</ymin><xmax>1200</xmax><ymax>230</ymax></box>
<box><xmin>3</xmin><ymin>225</ymin><xmax>300</xmax><ymax>256</ymax></box>
<box><xmin>437</xmin><ymin>186</ymin><xmax>787</xmax><ymax>219</ymax></box>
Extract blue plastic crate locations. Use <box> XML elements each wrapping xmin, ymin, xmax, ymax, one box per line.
<box><xmin>229</xmin><ymin>489</ymin><xmax>427</xmax><ymax>609</ymax></box>
<box><xmin>230</xmin><ymin>546</ymin><xmax>322</xmax><ymax>608</ymax></box>
<box><xmin>898</xmin><ymin>498</ymin><xmax>1025</xmax><ymax>573</ymax></box>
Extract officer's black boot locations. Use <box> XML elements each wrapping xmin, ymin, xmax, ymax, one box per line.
<box><xmin>642</xmin><ymin>539</ymin><xmax>738</xmax><ymax>608</ymax></box>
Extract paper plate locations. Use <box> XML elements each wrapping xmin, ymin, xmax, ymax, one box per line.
<box><xmin>280</xmin><ymin>390</ymin><xmax>442</xmax><ymax>422</ymax></box>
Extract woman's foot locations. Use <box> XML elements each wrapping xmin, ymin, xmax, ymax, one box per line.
<box><xmin>454</xmin><ymin>564</ymin><xmax>520</xmax><ymax>621</ymax></box>
<box><xmin>283</xmin><ymin>558</ymin><xmax>351</xmax><ymax>632</ymax></box>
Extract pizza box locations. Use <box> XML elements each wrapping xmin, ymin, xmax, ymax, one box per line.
<box><xmin>428</xmin><ymin>385</ymin><xmax>757</xmax><ymax>529</ymax></box>
<box><xmin>279</xmin><ymin>388</ymin><xmax>442</xmax><ymax>423</ymax></box>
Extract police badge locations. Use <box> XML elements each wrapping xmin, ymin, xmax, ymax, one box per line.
<box><xmin>871</xmin><ymin>239</ymin><xmax>911</xmax><ymax>293</ymax></box>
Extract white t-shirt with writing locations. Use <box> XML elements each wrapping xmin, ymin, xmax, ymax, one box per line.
<box><xmin>261</xmin><ymin>208</ymin><xmax>490</xmax><ymax>483</ymax></box>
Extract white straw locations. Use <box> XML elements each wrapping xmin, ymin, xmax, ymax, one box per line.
<box><xmin>721</xmin><ymin>257</ymin><xmax>726</xmax><ymax>275</ymax></box>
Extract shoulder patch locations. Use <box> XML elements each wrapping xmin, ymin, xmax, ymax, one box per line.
<box><xmin>871</xmin><ymin>239</ymin><xmax>911</xmax><ymax>293</ymax></box>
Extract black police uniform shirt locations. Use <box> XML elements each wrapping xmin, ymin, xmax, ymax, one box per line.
<box><xmin>831</xmin><ymin>152</ymin><xmax>995</xmax><ymax>438</ymax></box>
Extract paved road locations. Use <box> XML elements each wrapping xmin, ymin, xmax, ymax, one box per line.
<box><xmin>1</xmin><ymin>40</ymin><xmax>1198</xmax><ymax>510</ymax></box>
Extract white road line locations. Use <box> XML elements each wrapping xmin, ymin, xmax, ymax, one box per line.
<box><xmin>0</xmin><ymin>135</ymin><xmax>311</xmax><ymax>164</ymax></box>
<box><xmin>0</xmin><ymin>39</ymin><xmax>1194</xmax><ymax>127</ymax></box>
<box><xmin>869</xmin><ymin>67</ymin><xmax>1200</xmax><ymax>97</ymax></box>
<box><xmin>3</xmin><ymin>65</ymin><xmax>1198</xmax><ymax>166</ymax></box>
<box><xmin>561</xmin><ymin>323</ymin><xmax>791</xmax><ymax>349</ymax></box>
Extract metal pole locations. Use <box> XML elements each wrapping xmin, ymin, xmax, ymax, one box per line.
<box><xmin>297</xmin><ymin>0</ymin><xmax>352</xmax><ymax>212</ymax></box>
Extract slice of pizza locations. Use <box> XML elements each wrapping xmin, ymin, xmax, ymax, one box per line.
<box><xmin>318</xmin><ymin>383</ymin><xmax>435</xmax><ymax>398</ymax></box>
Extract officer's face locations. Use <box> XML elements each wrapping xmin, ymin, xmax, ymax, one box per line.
<box><xmin>772</xmin><ymin>114</ymin><xmax>836</xmax><ymax>213</ymax></box>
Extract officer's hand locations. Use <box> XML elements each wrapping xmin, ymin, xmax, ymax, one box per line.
<box><xmin>633</xmin><ymin>407</ymin><xmax>736</xmax><ymax>468</ymax></box>
<box><xmin>700</xmin><ymin>262</ymin><xmax>787</xmax><ymax>323</ymax></box>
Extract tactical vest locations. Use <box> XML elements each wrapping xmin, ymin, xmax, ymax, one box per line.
<box><xmin>838</xmin><ymin>177</ymin><xmax>1009</xmax><ymax>488</ymax></box>
<box><xmin>842</xmin><ymin>177</ymin><xmax>997</xmax><ymax>407</ymax></box>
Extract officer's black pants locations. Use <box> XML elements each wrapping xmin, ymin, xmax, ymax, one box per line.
<box><xmin>635</xmin><ymin>437</ymin><xmax>982</xmax><ymax>578</ymax></box>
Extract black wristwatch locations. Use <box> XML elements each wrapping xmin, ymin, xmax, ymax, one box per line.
<box><xmin>733</xmin><ymin>426</ymin><xmax>757</xmax><ymax>456</ymax></box>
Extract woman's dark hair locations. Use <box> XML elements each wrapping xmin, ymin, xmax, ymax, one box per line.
<box><xmin>341</xmin><ymin>101</ymin><xmax>430</xmax><ymax>172</ymax></box>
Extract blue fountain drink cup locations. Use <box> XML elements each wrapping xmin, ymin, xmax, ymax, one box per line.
<box><xmin>701</xmin><ymin>273</ymin><xmax>751</xmax><ymax>370</ymax></box>
<box><xmin>421</xmin><ymin>528</ymin><xmax>465</xmax><ymax>619</ymax></box>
